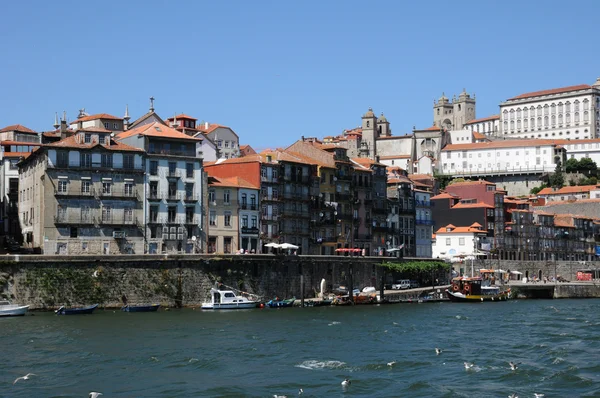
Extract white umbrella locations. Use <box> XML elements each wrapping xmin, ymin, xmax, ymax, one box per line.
<box><xmin>265</xmin><ymin>242</ymin><xmax>280</xmax><ymax>248</ymax></box>
<box><xmin>279</xmin><ymin>243</ymin><xmax>299</xmax><ymax>250</ymax></box>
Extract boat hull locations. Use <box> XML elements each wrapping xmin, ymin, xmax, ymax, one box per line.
<box><xmin>446</xmin><ymin>289</ymin><xmax>510</xmax><ymax>302</ymax></box>
<box><xmin>56</xmin><ymin>304</ymin><xmax>99</xmax><ymax>315</ymax></box>
<box><xmin>121</xmin><ymin>304</ymin><xmax>160</xmax><ymax>312</ymax></box>
<box><xmin>266</xmin><ymin>298</ymin><xmax>296</xmax><ymax>308</ymax></box>
<box><xmin>201</xmin><ymin>302</ymin><xmax>258</xmax><ymax>310</ymax></box>
<box><xmin>0</xmin><ymin>305</ymin><xmax>29</xmax><ymax>317</ymax></box>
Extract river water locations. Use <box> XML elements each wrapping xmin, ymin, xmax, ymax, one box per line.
<box><xmin>2</xmin><ymin>299</ymin><xmax>600</xmax><ymax>398</ymax></box>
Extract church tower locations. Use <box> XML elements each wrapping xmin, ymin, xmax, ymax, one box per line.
<box><xmin>433</xmin><ymin>93</ymin><xmax>453</xmax><ymax>129</ymax></box>
<box><xmin>361</xmin><ymin>107</ymin><xmax>377</xmax><ymax>160</ymax></box>
<box><xmin>453</xmin><ymin>89</ymin><xmax>476</xmax><ymax>129</ymax></box>
<box><xmin>376</xmin><ymin>113</ymin><xmax>391</xmax><ymax>137</ymax></box>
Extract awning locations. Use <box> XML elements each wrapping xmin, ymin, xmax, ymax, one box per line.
<box><xmin>511</xmin><ymin>271</ymin><xmax>523</xmax><ymax>275</ymax></box>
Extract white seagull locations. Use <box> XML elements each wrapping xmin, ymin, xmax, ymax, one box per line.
<box><xmin>534</xmin><ymin>394</ymin><xmax>545</xmax><ymax>398</ymax></box>
<box><xmin>387</xmin><ymin>361</ymin><xmax>396</xmax><ymax>367</ymax></box>
<box><xmin>464</xmin><ymin>362</ymin><xmax>474</xmax><ymax>370</ymax></box>
<box><xmin>508</xmin><ymin>394</ymin><xmax>518</xmax><ymax>398</ymax></box>
<box><xmin>435</xmin><ymin>347</ymin><xmax>443</xmax><ymax>355</ymax></box>
<box><xmin>273</xmin><ymin>395</ymin><xmax>287</xmax><ymax>398</ymax></box>
<box><xmin>89</xmin><ymin>393</ymin><xmax>103</xmax><ymax>398</ymax></box>
<box><xmin>298</xmin><ymin>388</ymin><xmax>304</xmax><ymax>395</ymax></box>
<box><xmin>13</xmin><ymin>373</ymin><xmax>36</xmax><ymax>385</ymax></box>
<box><xmin>509</xmin><ymin>361</ymin><xmax>518</xmax><ymax>371</ymax></box>
<box><xmin>92</xmin><ymin>270</ymin><xmax>99</xmax><ymax>278</ymax></box>
<box><xmin>341</xmin><ymin>378</ymin><xmax>351</xmax><ymax>387</ymax></box>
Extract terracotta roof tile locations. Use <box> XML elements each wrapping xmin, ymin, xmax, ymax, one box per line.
<box><xmin>378</xmin><ymin>154</ymin><xmax>410</xmax><ymax>160</ymax></box>
<box><xmin>116</xmin><ymin>122</ymin><xmax>201</xmax><ymax>141</ymax></box>
<box><xmin>508</xmin><ymin>84</ymin><xmax>591</xmax><ymax>101</ymax></box>
<box><xmin>472</xmin><ymin>131</ymin><xmax>487</xmax><ymax>140</ymax></box>
<box><xmin>0</xmin><ymin>124</ymin><xmax>36</xmax><ymax>133</ymax></box>
<box><xmin>197</xmin><ymin>123</ymin><xmax>228</xmax><ymax>134</ymax></box>
<box><xmin>465</xmin><ymin>115</ymin><xmax>500</xmax><ymax>124</ymax></box>
<box><xmin>430</xmin><ymin>192</ymin><xmax>459</xmax><ymax>200</ymax></box>
<box><xmin>166</xmin><ymin>114</ymin><xmax>197</xmax><ymax>120</ymax></box>
<box><xmin>553</xmin><ymin>214</ymin><xmax>575</xmax><ymax>228</ymax></box>
<box><xmin>71</xmin><ymin>113</ymin><xmax>122</xmax><ymax>123</ymax></box>
<box><xmin>448</xmin><ymin>179</ymin><xmax>495</xmax><ymax>186</ymax></box>
<box><xmin>416</xmin><ymin>126</ymin><xmax>442</xmax><ymax>131</ymax></box>
<box><xmin>451</xmin><ymin>202</ymin><xmax>494</xmax><ymax>209</ymax></box>
<box><xmin>537</xmin><ymin>185</ymin><xmax>597</xmax><ymax>196</ymax></box>
<box><xmin>208</xmin><ymin>175</ymin><xmax>259</xmax><ymax>190</ymax></box>
<box><xmin>435</xmin><ymin>224</ymin><xmax>486</xmax><ymax>234</ymax></box>
<box><xmin>0</xmin><ymin>140</ymin><xmax>42</xmax><ymax>146</ymax></box>
<box><xmin>2</xmin><ymin>152</ymin><xmax>29</xmax><ymax>158</ymax></box>
<box><xmin>46</xmin><ymin>134</ymin><xmax>144</xmax><ymax>152</ymax></box>
<box><xmin>351</xmin><ymin>157</ymin><xmax>386</xmax><ymax>167</ymax></box>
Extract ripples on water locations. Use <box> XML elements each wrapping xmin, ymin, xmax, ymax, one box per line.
<box><xmin>2</xmin><ymin>299</ymin><xmax>600</xmax><ymax>397</ymax></box>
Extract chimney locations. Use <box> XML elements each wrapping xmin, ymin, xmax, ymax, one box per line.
<box><xmin>205</xmin><ymin>121</ymin><xmax>209</xmax><ymax>129</ymax></box>
<box><xmin>60</xmin><ymin>111</ymin><xmax>68</xmax><ymax>139</ymax></box>
<box><xmin>123</xmin><ymin>104</ymin><xmax>130</xmax><ymax>131</ymax></box>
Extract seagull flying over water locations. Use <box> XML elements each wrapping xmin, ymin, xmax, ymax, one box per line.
<box><xmin>509</xmin><ymin>361</ymin><xmax>519</xmax><ymax>371</ymax></box>
<box><xmin>435</xmin><ymin>347</ymin><xmax>443</xmax><ymax>355</ymax></box>
<box><xmin>533</xmin><ymin>394</ymin><xmax>545</xmax><ymax>398</ymax></box>
<box><xmin>13</xmin><ymin>373</ymin><xmax>36</xmax><ymax>385</ymax></box>
<box><xmin>89</xmin><ymin>393</ymin><xmax>103</xmax><ymax>398</ymax></box>
<box><xmin>508</xmin><ymin>394</ymin><xmax>518</xmax><ymax>398</ymax></box>
<box><xmin>298</xmin><ymin>388</ymin><xmax>303</xmax><ymax>395</ymax></box>
<box><xmin>273</xmin><ymin>395</ymin><xmax>287</xmax><ymax>398</ymax></box>
<box><xmin>387</xmin><ymin>361</ymin><xmax>396</xmax><ymax>367</ymax></box>
<box><xmin>341</xmin><ymin>378</ymin><xmax>351</xmax><ymax>387</ymax></box>
<box><xmin>464</xmin><ymin>362</ymin><xmax>474</xmax><ymax>370</ymax></box>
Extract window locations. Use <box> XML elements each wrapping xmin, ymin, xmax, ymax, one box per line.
<box><xmin>102</xmin><ymin>182</ymin><xmax>112</xmax><ymax>195</ymax></box>
<box><xmin>84</xmin><ymin>134</ymin><xmax>91</xmax><ymax>143</ymax></box>
<box><xmin>241</xmin><ymin>215</ymin><xmax>248</xmax><ymax>228</ymax></box>
<box><xmin>459</xmin><ymin>237</ymin><xmax>465</xmax><ymax>246</ymax></box>
<box><xmin>104</xmin><ymin>122</ymin><xmax>110</xmax><ymax>129</ymax></box>
<box><xmin>57</xmin><ymin>151</ymin><xmax>69</xmax><ymax>167</ymax></box>
<box><xmin>224</xmin><ymin>141</ymin><xmax>230</xmax><ymax>148</ymax></box>
<box><xmin>102</xmin><ymin>206</ymin><xmax>112</xmax><ymax>222</ymax></box>
<box><xmin>224</xmin><ymin>237</ymin><xmax>232</xmax><ymax>253</ymax></box>
<box><xmin>224</xmin><ymin>190</ymin><xmax>230</xmax><ymax>204</ymax></box>
<box><xmin>224</xmin><ymin>211</ymin><xmax>232</xmax><ymax>227</ymax></box>
<box><xmin>208</xmin><ymin>189</ymin><xmax>215</xmax><ymax>203</ymax></box>
<box><xmin>168</xmin><ymin>206</ymin><xmax>176</xmax><ymax>223</ymax></box>
<box><xmin>81</xmin><ymin>180</ymin><xmax>91</xmax><ymax>194</ymax></box>
<box><xmin>101</xmin><ymin>153</ymin><xmax>113</xmax><ymax>168</ymax></box>
<box><xmin>186</xmin><ymin>163</ymin><xmax>194</xmax><ymax>178</ymax></box>
<box><xmin>446</xmin><ymin>151</ymin><xmax>451</xmax><ymax>159</ymax></box>
<box><xmin>209</xmin><ymin>211</ymin><xmax>217</xmax><ymax>226</ymax></box>
<box><xmin>185</xmin><ymin>183</ymin><xmax>194</xmax><ymax>200</ymax></box>
<box><xmin>70</xmin><ymin>227</ymin><xmax>78</xmax><ymax>238</ymax></box>
<box><xmin>58</xmin><ymin>180</ymin><xmax>68</xmax><ymax>193</ymax></box>
<box><xmin>168</xmin><ymin>162</ymin><xmax>176</xmax><ymax>175</ymax></box>
<box><xmin>251</xmin><ymin>215</ymin><xmax>257</xmax><ymax>228</ymax></box>
<box><xmin>123</xmin><ymin>154</ymin><xmax>134</xmax><ymax>169</ymax></box>
<box><xmin>149</xmin><ymin>206</ymin><xmax>158</xmax><ymax>223</ymax></box>
<box><xmin>149</xmin><ymin>181</ymin><xmax>158</xmax><ymax>197</ymax></box>
<box><xmin>80</xmin><ymin>152</ymin><xmax>91</xmax><ymax>168</ymax></box>
<box><xmin>250</xmin><ymin>194</ymin><xmax>256</xmax><ymax>209</ymax></box>
<box><xmin>241</xmin><ymin>193</ymin><xmax>247</xmax><ymax>208</ymax></box>
<box><xmin>124</xmin><ymin>183</ymin><xmax>133</xmax><ymax>197</ymax></box>
<box><xmin>150</xmin><ymin>161</ymin><xmax>158</xmax><ymax>175</ymax></box>
<box><xmin>113</xmin><ymin>123</ymin><xmax>118</xmax><ymax>130</ymax></box>
<box><xmin>445</xmin><ymin>238</ymin><xmax>451</xmax><ymax>246</ymax></box>
<box><xmin>124</xmin><ymin>208</ymin><xmax>133</xmax><ymax>222</ymax></box>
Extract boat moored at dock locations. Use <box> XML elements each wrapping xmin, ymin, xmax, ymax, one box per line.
<box><xmin>446</xmin><ymin>277</ymin><xmax>511</xmax><ymax>302</ymax></box>
<box><xmin>121</xmin><ymin>304</ymin><xmax>160</xmax><ymax>312</ymax></box>
<box><xmin>201</xmin><ymin>287</ymin><xmax>260</xmax><ymax>310</ymax></box>
<box><xmin>0</xmin><ymin>300</ymin><xmax>29</xmax><ymax>317</ymax></box>
<box><xmin>55</xmin><ymin>304</ymin><xmax>99</xmax><ymax>315</ymax></box>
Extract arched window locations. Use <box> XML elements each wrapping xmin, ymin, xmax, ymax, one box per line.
<box><xmin>574</xmin><ymin>100</ymin><xmax>580</xmax><ymax>112</ymax></box>
<box><xmin>524</xmin><ymin>118</ymin><xmax>528</xmax><ymax>129</ymax></box>
<box><xmin>537</xmin><ymin>117</ymin><xmax>542</xmax><ymax>129</ymax></box>
<box><xmin>523</xmin><ymin>108</ymin><xmax>528</xmax><ymax>118</ymax></box>
<box><xmin>558</xmin><ymin>114</ymin><xmax>563</xmax><ymax>124</ymax></box>
<box><xmin>516</xmin><ymin>108</ymin><xmax>522</xmax><ymax>118</ymax></box>
<box><xmin>510</xmin><ymin>109</ymin><xmax>515</xmax><ymax>120</ymax></box>
<box><xmin>510</xmin><ymin>120</ymin><xmax>515</xmax><ymax>130</ymax></box>
<box><xmin>366</xmin><ymin>121</ymin><xmax>370</xmax><ymax>128</ymax></box>
<box><xmin>530</xmin><ymin>118</ymin><xmax>535</xmax><ymax>128</ymax></box>
<box><xmin>544</xmin><ymin>104</ymin><xmax>549</xmax><ymax>115</ymax></box>
<box><xmin>544</xmin><ymin>116</ymin><xmax>549</xmax><ymax>127</ymax></box>
<box><xmin>517</xmin><ymin>120</ymin><xmax>521</xmax><ymax>129</ymax></box>
<box><xmin>551</xmin><ymin>115</ymin><xmax>556</xmax><ymax>126</ymax></box>
<box><xmin>503</xmin><ymin>121</ymin><xmax>508</xmax><ymax>131</ymax></box>
<box><xmin>575</xmin><ymin>112</ymin><xmax>580</xmax><ymax>123</ymax></box>
<box><xmin>537</xmin><ymin>106</ymin><xmax>543</xmax><ymax>117</ymax></box>
<box><xmin>558</xmin><ymin>102</ymin><xmax>563</xmax><ymax>113</ymax></box>
<box><xmin>565</xmin><ymin>102</ymin><xmax>571</xmax><ymax>113</ymax></box>
<box><xmin>583</xmin><ymin>99</ymin><xmax>589</xmax><ymax>110</ymax></box>
<box><xmin>566</xmin><ymin>113</ymin><xmax>571</xmax><ymax>124</ymax></box>
<box><xmin>584</xmin><ymin>111</ymin><xmax>589</xmax><ymax>122</ymax></box>
<box><xmin>551</xmin><ymin>103</ymin><xmax>556</xmax><ymax>114</ymax></box>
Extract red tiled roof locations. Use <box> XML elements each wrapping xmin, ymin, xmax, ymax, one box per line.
<box><xmin>472</xmin><ymin>131</ymin><xmax>487</xmax><ymax>140</ymax></box>
<box><xmin>197</xmin><ymin>123</ymin><xmax>228</xmax><ymax>134</ymax></box>
<box><xmin>46</xmin><ymin>134</ymin><xmax>144</xmax><ymax>152</ymax></box>
<box><xmin>3</xmin><ymin>152</ymin><xmax>29</xmax><ymax>158</ymax></box>
<box><xmin>71</xmin><ymin>113</ymin><xmax>122</xmax><ymax>123</ymax></box>
<box><xmin>0</xmin><ymin>140</ymin><xmax>42</xmax><ymax>146</ymax></box>
<box><xmin>0</xmin><ymin>124</ymin><xmax>36</xmax><ymax>134</ymax></box>
<box><xmin>553</xmin><ymin>214</ymin><xmax>575</xmax><ymax>228</ymax></box>
<box><xmin>537</xmin><ymin>185</ymin><xmax>597</xmax><ymax>196</ymax></box>
<box><xmin>451</xmin><ymin>202</ymin><xmax>494</xmax><ymax>209</ymax></box>
<box><xmin>435</xmin><ymin>225</ymin><xmax>486</xmax><ymax>234</ymax></box>
<box><xmin>378</xmin><ymin>155</ymin><xmax>410</xmax><ymax>160</ymax></box>
<box><xmin>117</xmin><ymin>122</ymin><xmax>201</xmax><ymax>141</ymax></box>
<box><xmin>208</xmin><ymin>175</ymin><xmax>259</xmax><ymax>190</ymax></box>
<box><xmin>430</xmin><ymin>192</ymin><xmax>458</xmax><ymax>200</ymax></box>
<box><xmin>166</xmin><ymin>114</ymin><xmax>197</xmax><ymax>121</ymax></box>
<box><xmin>416</xmin><ymin>126</ymin><xmax>442</xmax><ymax>131</ymax></box>
<box><xmin>448</xmin><ymin>179</ymin><xmax>495</xmax><ymax>186</ymax></box>
<box><xmin>465</xmin><ymin>115</ymin><xmax>500</xmax><ymax>124</ymax></box>
<box><xmin>508</xmin><ymin>85</ymin><xmax>591</xmax><ymax>101</ymax></box>
<box><xmin>442</xmin><ymin>139</ymin><xmax>560</xmax><ymax>151</ymax></box>
<box><xmin>351</xmin><ymin>157</ymin><xmax>386</xmax><ymax>167</ymax></box>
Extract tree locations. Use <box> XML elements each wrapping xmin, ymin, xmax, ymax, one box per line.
<box><xmin>577</xmin><ymin>157</ymin><xmax>598</xmax><ymax>176</ymax></box>
<box><xmin>530</xmin><ymin>184</ymin><xmax>547</xmax><ymax>195</ymax></box>
<box><xmin>565</xmin><ymin>158</ymin><xmax>579</xmax><ymax>173</ymax></box>
<box><xmin>549</xmin><ymin>161</ymin><xmax>564</xmax><ymax>188</ymax></box>
<box><xmin>448</xmin><ymin>178</ymin><xmax>466</xmax><ymax>186</ymax></box>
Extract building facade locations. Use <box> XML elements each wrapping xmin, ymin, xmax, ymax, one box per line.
<box><xmin>414</xmin><ymin>189</ymin><xmax>433</xmax><ymax>258</ymax></box>
<box><xmin>433</xmin><ymin>90</ymin><xmax>476</xmax><ymax>131</ymax></box>
<box><xmin>499</xmin><ymin>80</ymin><xmax>600</xmax><ymax>140</ymax></box>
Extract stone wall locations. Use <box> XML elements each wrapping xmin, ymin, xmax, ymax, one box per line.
<box><xmin>0</xmin><ymin>255</ymin><xmax>393</xmax><ymax>310</ymax></box>
<box><xmin>479</xmin><ymin>259</ymin><xmax>593</xmax><ymax>281</ymax></box>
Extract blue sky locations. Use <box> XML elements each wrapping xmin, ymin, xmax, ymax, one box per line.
<box><xmin>2</xmin><ymin>0</ymin><xmax>599</xmax><ymax>149</ymax></box>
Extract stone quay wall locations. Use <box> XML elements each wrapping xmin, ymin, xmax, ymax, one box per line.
<box><xmin>0</xmin><ymin>255</ymin><xmax>392</xmax><ymax>310</ymax></box>
<box><xmin>478</xmin><ymin>259</ymin><xmax>597</xmax><ymax>282</ymax></box>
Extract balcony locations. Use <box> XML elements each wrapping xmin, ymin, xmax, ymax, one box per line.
<box><xmin>100</xmin><ymin>189</ymin><xmax>139</xmax><ymax>200</ymax></box>
<box><xmin>363</xmin><ymin>198</ymin><xmax>373</xmax><ymax>206</ymax></box>
<box><xmin>55</xmin><ymin>188</ymin><xmax>96</xmax><ymax>198</ymax></box>
<box><xmin>49</xmin><ymin>161</ymin><xmax>144</xmax><ymax>173</ymax></box>
<box><xmin>241</xmin><ymin>203</ymin><xmax>257</xmax><ymax>210</ymax></box>
<box><xmin>183</xmin><ymin>193</ymin><xmax>199</xmax><ymax>203</ymax></box>
<box><xmin>98</xmin><ymin>216</ymin><xmax>139</xmax><ymax>226</ymax></box>
<box><xmin>166</xmin><ymin>192</ymin><xmax>181</xmax><ymax>202</ymax></box>
<box><xmin>336</xmin><ymin>174</ymin><xmax>352</xmax><ymax>181</ymax></box>
<box><xmin>185</xmin><ymin>216</ymin><xmax>200</xmax><ymax>225</ymax></box>
<box><xmin>314</xmin><ymin>236</ymin><xmax>337</xmax><ymax>243</ymax></box>
<box><xmin>262</xmin><ymin>195</ymin><xmax>279</xmax><ymax>202</ymax></box>
<box><xmin>353</xmin><ymin>234</ymin><xmax>371</xmax><ymax>241</ymax></box>
<box><xmin>335</xmin><ymin>193</ymin><xmax>352</xmax><ymax>202</ymax></box>
<box><xmin>415</xmin><ymin>200</ymin><xmax>431</xmax><ymax>207</ymax></box>
<box><xmin>147</xmin><ymin>192</ymin><xmax>163</xmax><ymax>201</ymax></box>
<box><xmin>282</xmin><ymin>192</ymin><xmax>310</xmax><ymax>200</ymax></box>
<box><xmin>167</xmin><ymin>169</ymin><xmax>181</xmax><ymax>179</ymax></box>
<box><xmin>416</xmin><ymin>218</ymin><xmax>434</xmax><ymax>225</ymax></box>
<box><xmin>241</xmin><ymin>226</ymin><xmax>260</xmax><ymax>234</ymax></box>
<box><xmin>147</xmin><ymin>149</ymin><xmax>195</xmax><ymax>157</ymax></box>
<box><xmin>262</xmin><ymin>214</ymin><xmax>279</xmax><ymax>221</ymax></box>
<box><xmin>54</xmin><ymin>215</ymin><xmax>95</xmax><ymax>225</ymax></box>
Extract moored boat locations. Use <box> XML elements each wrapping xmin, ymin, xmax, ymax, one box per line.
<box><xmin>266</xmin><ymin>297</ymin><xmax>296</xmax><ymax>308</ymax></box>
<box><xmin>201</xmin><ymin>288</ymin><xmax>259</xmax><ymax>310</ymax></box>
<box><xmin>303</xmin><ymin>299</ymin><xmax>332</xmax><ymax>307</ymax></box>
<box><xmin>0</xmin><ymin>300</ymin><xmax>29</xmax><ymax>317</ymax></box>
<box><xmin>55</xmin><ymin>304</ymin><xmax>99</xmax><ymax>315</ymax></box>
<box><xmin>121</xmin><ymin>304</ymin><xmax>160</xmax><ymax>312</ymax></box>
<box><xmin>446</xmin><ymin>277</ymin><xmax>510</xmax><ymax>302</ymax></box>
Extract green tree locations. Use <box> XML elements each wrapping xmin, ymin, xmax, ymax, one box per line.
<box><xmin>549</xmin><ymin>161</ymin><xmax>564</xmax><ymax>188</ymax></box>
<box><xmin>530</xmin><ymin>184</ymin><xmax>547</xmax><ymax>195</ymax></box>
<box><xmin>565</xmin><ymin>157</ymin><xmax>579</xmax><ymax>173</ymax></box>
<box><xmin>448</xmin><ymin>178</ymin><xmax>466</xmax><ymax>186</ymax></box>
<box><xmin>578</xmin><ymin>157</ymin><xmax>597</xmax><ymax>176</ymax></box>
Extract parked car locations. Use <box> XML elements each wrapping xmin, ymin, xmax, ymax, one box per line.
<box><xmin>392</xmin><ymin>280</ymin><xmax>411</xmax><ymax>290</ymax></box>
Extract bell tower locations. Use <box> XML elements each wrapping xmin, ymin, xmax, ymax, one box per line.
<box><xmin>361</xmin><ymin>107</ymin><xmax>377</xmax><ymax>160</ymax></box>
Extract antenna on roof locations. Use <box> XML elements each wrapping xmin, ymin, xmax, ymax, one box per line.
<box><xmin>149</xmin><ymin>96</ymin><xmax>155</xmax><ymax>112</ymax></box>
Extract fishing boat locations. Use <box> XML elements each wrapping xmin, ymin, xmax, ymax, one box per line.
<box><xmin>446</xmin><ymin>277</ymin><xmax>511</xmax><ymax>302</ymax></box>
<box><xmin>303</xmin><ymin>299</ymin><xmax>332</xmax><ymax>307</ymax></box>
<box><xmin>0</xmin><ymin>300</ymin><xmax>29</xmax><ymax>317</ymax></box>
<box><xmin>55</xmin><ymin>304</ymin><xmax>99</xmax><ymax>315</ymax></box>
<box><xmin>266</xmin><ymin>297</ymin><xmax>296</xmax><ymax>308</ymax></box>
<box><xmin>201</xmin><ymin>288</ymin><xmax>259</xmax><ymax>310</ymax></box>
<box><xmin>121</xmin><ymin>304</ymin><xmax>160</xmax><ymax>312</ymax></box>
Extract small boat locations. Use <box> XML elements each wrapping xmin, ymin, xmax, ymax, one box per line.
<box><xmin>332</xmin><ymin>295</ymin><xmax>353</xmax><ymax>306</ymax></box>
<box><xmin>446</xmin><ymin>277</ymin><xmax>511</xmax><ymax>302</ymax></box>
<box><xmin>55</xmin><ymin>304</ymin><xmax>99</xmax><ymax>315</ymax></box>
<box><xmin>201</xmin><ymin>288</ymin><xmax>259</xmax><ymax>310</ymax></box>
<box><xmin>0</xmin><ymin>300</ymin><xmax>29</xmax><ymax>317</ymax></box>
<box><xmin>266</xmin><ymin>297</ymin><xmax>296</xmax><ymax>308</ymax></box>
<box><xmin>303</xmin><ymin>299</ymin><xmax>332</xmax><ymax>307</ymax></box>
<box><xmin>121</xmin><ymin>304</ymin><xmax>160</xmax><ymax>312</ymax></box>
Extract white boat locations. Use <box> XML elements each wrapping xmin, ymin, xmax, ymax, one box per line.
<box><xmin>201</xmin><ymin>288</ymin><xmax>259</xmax><ymax>310</ymax></box>
<box><xmin>0</xmin><ymin>300</ymin><xmax>29</xmax><ymax>317</ymax></box>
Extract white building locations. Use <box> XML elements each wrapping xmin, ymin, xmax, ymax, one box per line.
<box><xmin>432</xmin><ymin>224</ymin><xmax>488</xmax><ymax>275</ymax></box>
<box><xmin>464</xmin><ymin>115</ymin><xmax>500</xmax><ymax>136</ymax></box>
<box><xmin>559</xmin><ymin>138</ymin><xmax>600</xmax><ymax>164</ymax></box>
<box><xmin>499</xmin><ymin>79</ymin><xmax>600</xmax><ymax>140</ymax></box>
<box><xmin>537</xmin><ymin>185</ymin><xmax>598</xmax><ymax>202</ymax></box>
<box><xmin>238</xmin><ymin>182</ymin><xmax>260</xmax><ymax>253</ymax></box>
<box><xmin>414</xmin><ymin>189</ymin><xmax>433</xmax><ymax>258</ymax></box>
<box><xmin>197</xmin><ymin>123</ymin><xmax>240</xmax><ymax>159</ymax></box>
<box><xmin>440</xmin><ymin>139</ymin><xmax>565</xmax><ymax>176</ymax></box>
